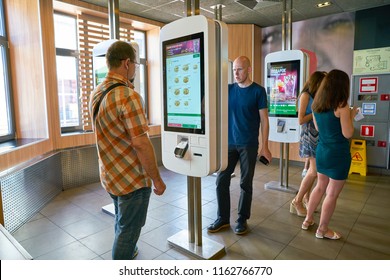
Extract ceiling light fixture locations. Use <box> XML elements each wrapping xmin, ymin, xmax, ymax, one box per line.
<box><xmin>316</xmin><ymin>1</ymin><xmax>332</xmax><ymax>8</ymax></box>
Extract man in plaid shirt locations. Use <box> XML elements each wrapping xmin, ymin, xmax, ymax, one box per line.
<box><xmin>90</xmin><ymin>41</ymin><xmax>166</xmax><ymax>260</ymax></box>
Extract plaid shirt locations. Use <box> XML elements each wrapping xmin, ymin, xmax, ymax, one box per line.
<box><xmin>89</xmin><ymin>73</ymin><xmax>151</xmax><ymax>196</ymax></box>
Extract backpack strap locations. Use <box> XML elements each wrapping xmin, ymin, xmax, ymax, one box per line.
<box><xmin>93</xmin><ymin>83</ymin><xmax>125</xmax><ymax>123</ymax></box>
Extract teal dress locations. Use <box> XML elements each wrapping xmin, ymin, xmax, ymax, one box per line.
<box><xmin>314</xmin><ymin>110</ymin><xmax>351</xmax><ymax>180</ymax></box>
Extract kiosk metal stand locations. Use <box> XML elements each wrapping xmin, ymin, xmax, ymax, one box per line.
<box><xmin>265</xmin><ymin>143</ymin><xmax>298</xmax><ymax>194</ymax></box>
<box><xmin>168</xmin><ymin>176</ymin><xmax>225</xmax><ymax>259</ymax></box>
<box><xmin>264</xmin><ymin>0</ymin><xmax>300</xmax><ymax>195</ymax></box>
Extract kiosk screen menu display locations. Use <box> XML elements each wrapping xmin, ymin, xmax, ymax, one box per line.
<box><xmin>93</xmin><ymin>56</ymin><xmax>107</xmax><ymax>86</ymax></box>
<box><xmin>162</xmin><ymin>32</ymin><xmax>205</xmax><ymax>134</ymax></box>
<box><xmin>267</xmin><ymin>60</ymin><xmax>300</xmax><ymax>117</ymax></box>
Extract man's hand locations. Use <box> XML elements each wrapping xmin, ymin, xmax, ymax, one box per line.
<box><xmin>153</xmin><ymin>178</ymin><xmax>166</xmax><ymax>196</ymax></box>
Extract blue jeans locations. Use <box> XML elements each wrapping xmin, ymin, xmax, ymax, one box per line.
<box><xmin>109</xmin><ymin>187</ymin><xmax>151</xmax><ymax>260</ymax></box>
<box><xmin>216</xmin><ymin>146</ymin><xmax>258</xmax><ymax>223</ymax></box>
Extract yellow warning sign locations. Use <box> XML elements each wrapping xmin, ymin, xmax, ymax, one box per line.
<box><xmin>349</xmin><ymin>139</ymin><xmax>367</xmax><ymax>176</ymax></box>
<box><xmin>352</xmin><ymin>152</ymin><xmax>364</xmax><ymax>161</ymax></box>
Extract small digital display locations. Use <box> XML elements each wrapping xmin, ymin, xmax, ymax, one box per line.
<box><xmin>267</xmin><ymin>60</ymin><xmax>300</xmax><ymax>117</ymax></box>
<box><xmin>162</xmin><ymin>32</ymin><xmax>205</xmax><ymax>134</ymax></box>
<box><xmin>93</xmin><ymin>56</ymin><xmax>108</xmax><ymax>86</ymax></box>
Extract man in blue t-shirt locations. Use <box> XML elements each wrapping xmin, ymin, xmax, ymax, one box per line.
<box><xmin>207</xmin><ymin>56</ymin><xmax>272</xmax><ymax>235</ymax></box>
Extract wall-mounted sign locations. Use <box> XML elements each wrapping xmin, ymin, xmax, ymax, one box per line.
<box><xmin>359</xmin><ymin>77</ymin><xmax>378</xmax><ymax>93</ymax></box>
<box><xmin>361</xmin><ymin>103</ymin><xmax>376</xmax><ymax>115</ymax></box>
<box><xmin>360</xmin><ymin>125</ymin><xmax>375</xmax><ymax>137</ymax></box>
<box><xmin>353</xmin><ymin>47</ymin><xmax>390</xmax><ymax>75</ymax></box>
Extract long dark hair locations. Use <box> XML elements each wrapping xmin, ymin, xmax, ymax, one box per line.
<box><xmin>296</xmin><ymin>71</ymin><xmax>326</xmax><ymax>109</ymax></box>
<box><xmin>312</xmin><ymin>69</ymin><xmax>350</xmax><ymax>113</ymax></box>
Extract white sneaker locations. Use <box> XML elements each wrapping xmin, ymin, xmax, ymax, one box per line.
<box><xmin>301</xmin><ymin>169</ymin><xmax>308</xmax><ymax>178</ymax></box>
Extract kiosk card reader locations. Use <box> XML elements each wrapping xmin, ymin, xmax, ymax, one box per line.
<box><xmin>277</xmin><ymin>119</ymin><xmax>286</xmax><ymax>133</ymax></box>
<box><xmin>160</xmin><ymin>15</ymin><xmax>228</xmax><ymax>177</ymax></box>
<box><xmin>174</xmin><ymin>138</ymin><xmax>189</xmax><ymax>158</ymax></box>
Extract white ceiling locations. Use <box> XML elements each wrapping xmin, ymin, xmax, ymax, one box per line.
<box><xmin>76</xmin><ymin>0</ymin><xmax>390</xmax><ymax>27</ymax></box>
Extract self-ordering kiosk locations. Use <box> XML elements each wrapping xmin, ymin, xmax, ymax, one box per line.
<box><xmin>264</xmin><ymin>50</ymin><xmax>309</xmax><ymax>143</ymax></box>
<box><xmin>263</xmin><ymin>50</ymin><xmax>309</xmax><ymax>193</ymax></box>
<box><xmin>160</xmin><ymin>15</ymin><xmax>228</xmax><ymax>177</ymax></box>
<box><xmin>160</xmin><ymin>14</ymin><xmax>228</xmax><ymax>260</ymax></box>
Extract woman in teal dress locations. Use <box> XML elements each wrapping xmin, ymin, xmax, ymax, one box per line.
<box><xmin>301</xmin><ymin>69</ymin><xmax>358</xmax><ymax>240</ymax></box>
<box><xmin>290</xmin><ymin>71</ymin><xmax>326</xmax><ymax>217</ymax></box>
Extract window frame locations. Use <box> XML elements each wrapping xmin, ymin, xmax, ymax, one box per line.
<box><xmin>0</xmin><ymin>0</ymin><xmax>16</xmax><ymax>143</ymax></box>
<box><xmin>54</xmin><ymin>12</ymin><xmax>83</xmax><ymax>133</ymax></box>
<box><xmin>54</xmin><ymin>9</ymin><xmax>149</xmax><ymax>132</ymax></box>
<box><xmin>133</xmin><ymin>29</ymin><xmax>148</xmax><ymax>117</ymax></box>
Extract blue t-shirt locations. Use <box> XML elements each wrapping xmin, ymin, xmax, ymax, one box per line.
<box><xmin>228</xmin><ymin>82</ymin><xmax>268</xmax><ymax>147</ymax></box>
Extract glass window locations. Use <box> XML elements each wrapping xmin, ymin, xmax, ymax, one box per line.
<box><xmin>133</xmin><ymin>30</ymin><xmax>148</xmax><ymax>115</ymax></box>
<box><xmin>54</xmin><ymin>11</ymin><xmax>150</xmax><ymax>131</ymax></box>
<box><xmin>0</xmin><ymin>0</ymin><xmax>15</xmax><ymax>142</ymax></box>
<box><xmin>54</xmin><ymin>14</ymin><xmax>77</xmax><ymax>50</ymax></box>
<box><xmin>133</xmin><ymin>30</ymin><xmax>146</xmax><ymax>59</ymax></box>
<box><xmin>56</xmin><ymin>55</ymin><xmax>79</xmax><ymax>127</ymax></box>
<box><xmin>54</xmin><ymin>13</ymin><xmax>82</xmax><ymax>132</ymax></box>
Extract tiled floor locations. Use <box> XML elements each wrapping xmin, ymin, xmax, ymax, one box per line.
<box><xmin>12</xmin><ymin>162</ymin><xmax>390</xmax><ymax>260</ymax></box>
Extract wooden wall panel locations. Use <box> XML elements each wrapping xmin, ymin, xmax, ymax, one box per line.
<box><xmin>6</xmin><ymin>0</ymin><xmax>48</xmax><ymax>140</ymax></box>
<box><xmin>252</xmin><ymin>25</ymin><xmax>262</xmax><ymax>84</ymax></box>
<box><xmin>0</xmin><ymin>141</ymin><xmax>50</xmax><ymax>171</ymax></box>
<box><xmin>39</xmin><ymin>0</ymin><xmax>60</xmax><ymax>148</ymax></box>
<box><xmin>228</xmin><ymin>24</ymin><xmax>253</xmax><ymax>67</ymax></box>
<box><xmin>227</xmin><ymin>24</ymin><xmax>262</xmax><ymax>85</ymax></box>
<box><xmin>1</xmin><ymin>0</ymin><xmax>52</xmax><ymax>172</ymax></box>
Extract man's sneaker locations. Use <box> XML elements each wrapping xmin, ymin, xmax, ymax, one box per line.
<box><xmin>234</xmin><ymin>221</ymin><xmax>248</xmax><ymax>235</ymax></box>
<box><xmin>207</xmin><ymin>219</ymin><xmax>230</xmax><ymax>233</ymax></box>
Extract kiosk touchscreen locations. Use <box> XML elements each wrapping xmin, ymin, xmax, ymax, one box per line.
<box><xmin>160</xmin><ymin>15</ymin><xmax>228</xmax><ymax>177</ymax></box>
<box><xmin>265</xmin><ymin>50</ymin><xmax>309</xmax><ymax>143</ymax></box>
<box><xmin>163</xmin><ymin>33</ymin><xmax>205</xmax><ymax>135</ymax></box>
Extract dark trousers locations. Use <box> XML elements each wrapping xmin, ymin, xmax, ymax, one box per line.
<box><xmin>216</xmin><ymin>145</ymin><xmax>258</xmax><ymax>223</ymax></box>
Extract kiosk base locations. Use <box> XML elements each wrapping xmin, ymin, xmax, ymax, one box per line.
<box><xmin>265</xmin><ymin>181</ymin><xmax>298</xmax><ymax>194</ymax></box>
<box><xmin>168</xmin><ymin>230</ymin><xmax>225</xmax><ymax>260</ymax></box>
<box><xmin>102</xmin><ymin>203</ymin><xmax>115</xmax><ymax>217</ymax></box>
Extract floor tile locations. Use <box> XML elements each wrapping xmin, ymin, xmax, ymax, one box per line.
<box><xmin>78</xmin><ymin>227</ymin><xmax>114</xmax><ymax>256</ymax></box>
<box><xmin>19</xmin><ymin>228</ymin><xmax>76</xmax><ymax>258</ymax></box>
<box><xmin>276</xmin><ymin>245</ymin><xmax>327</xmax><ymax>260</ymax></box>
<box><xmin>337</xmin><ymin>242</ymin><xmax>390</xmax><ymax>260</ymax></box>
<box><xmin>35</xmin><ymin>241</ymin><xmax>98</xmax><ymax>260</ymax></box>
<box><xmin>62</xmin><ymin>216</ymin><xmax>111</xmax><ymax>240</ymax></box>
<box><xmin>9</xmin><ymin>164</ymin><xmax>390</xmax><ymax>260</ymax></box>
<box><xmin>228</xmin><ymin>234</ymin><xmax>286</xmax><ymax>259</ymax></box>
<box><xmin>13</xmin><ymin>217</ymin><xmax>60</xmax><ymax>242</ymax></box>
